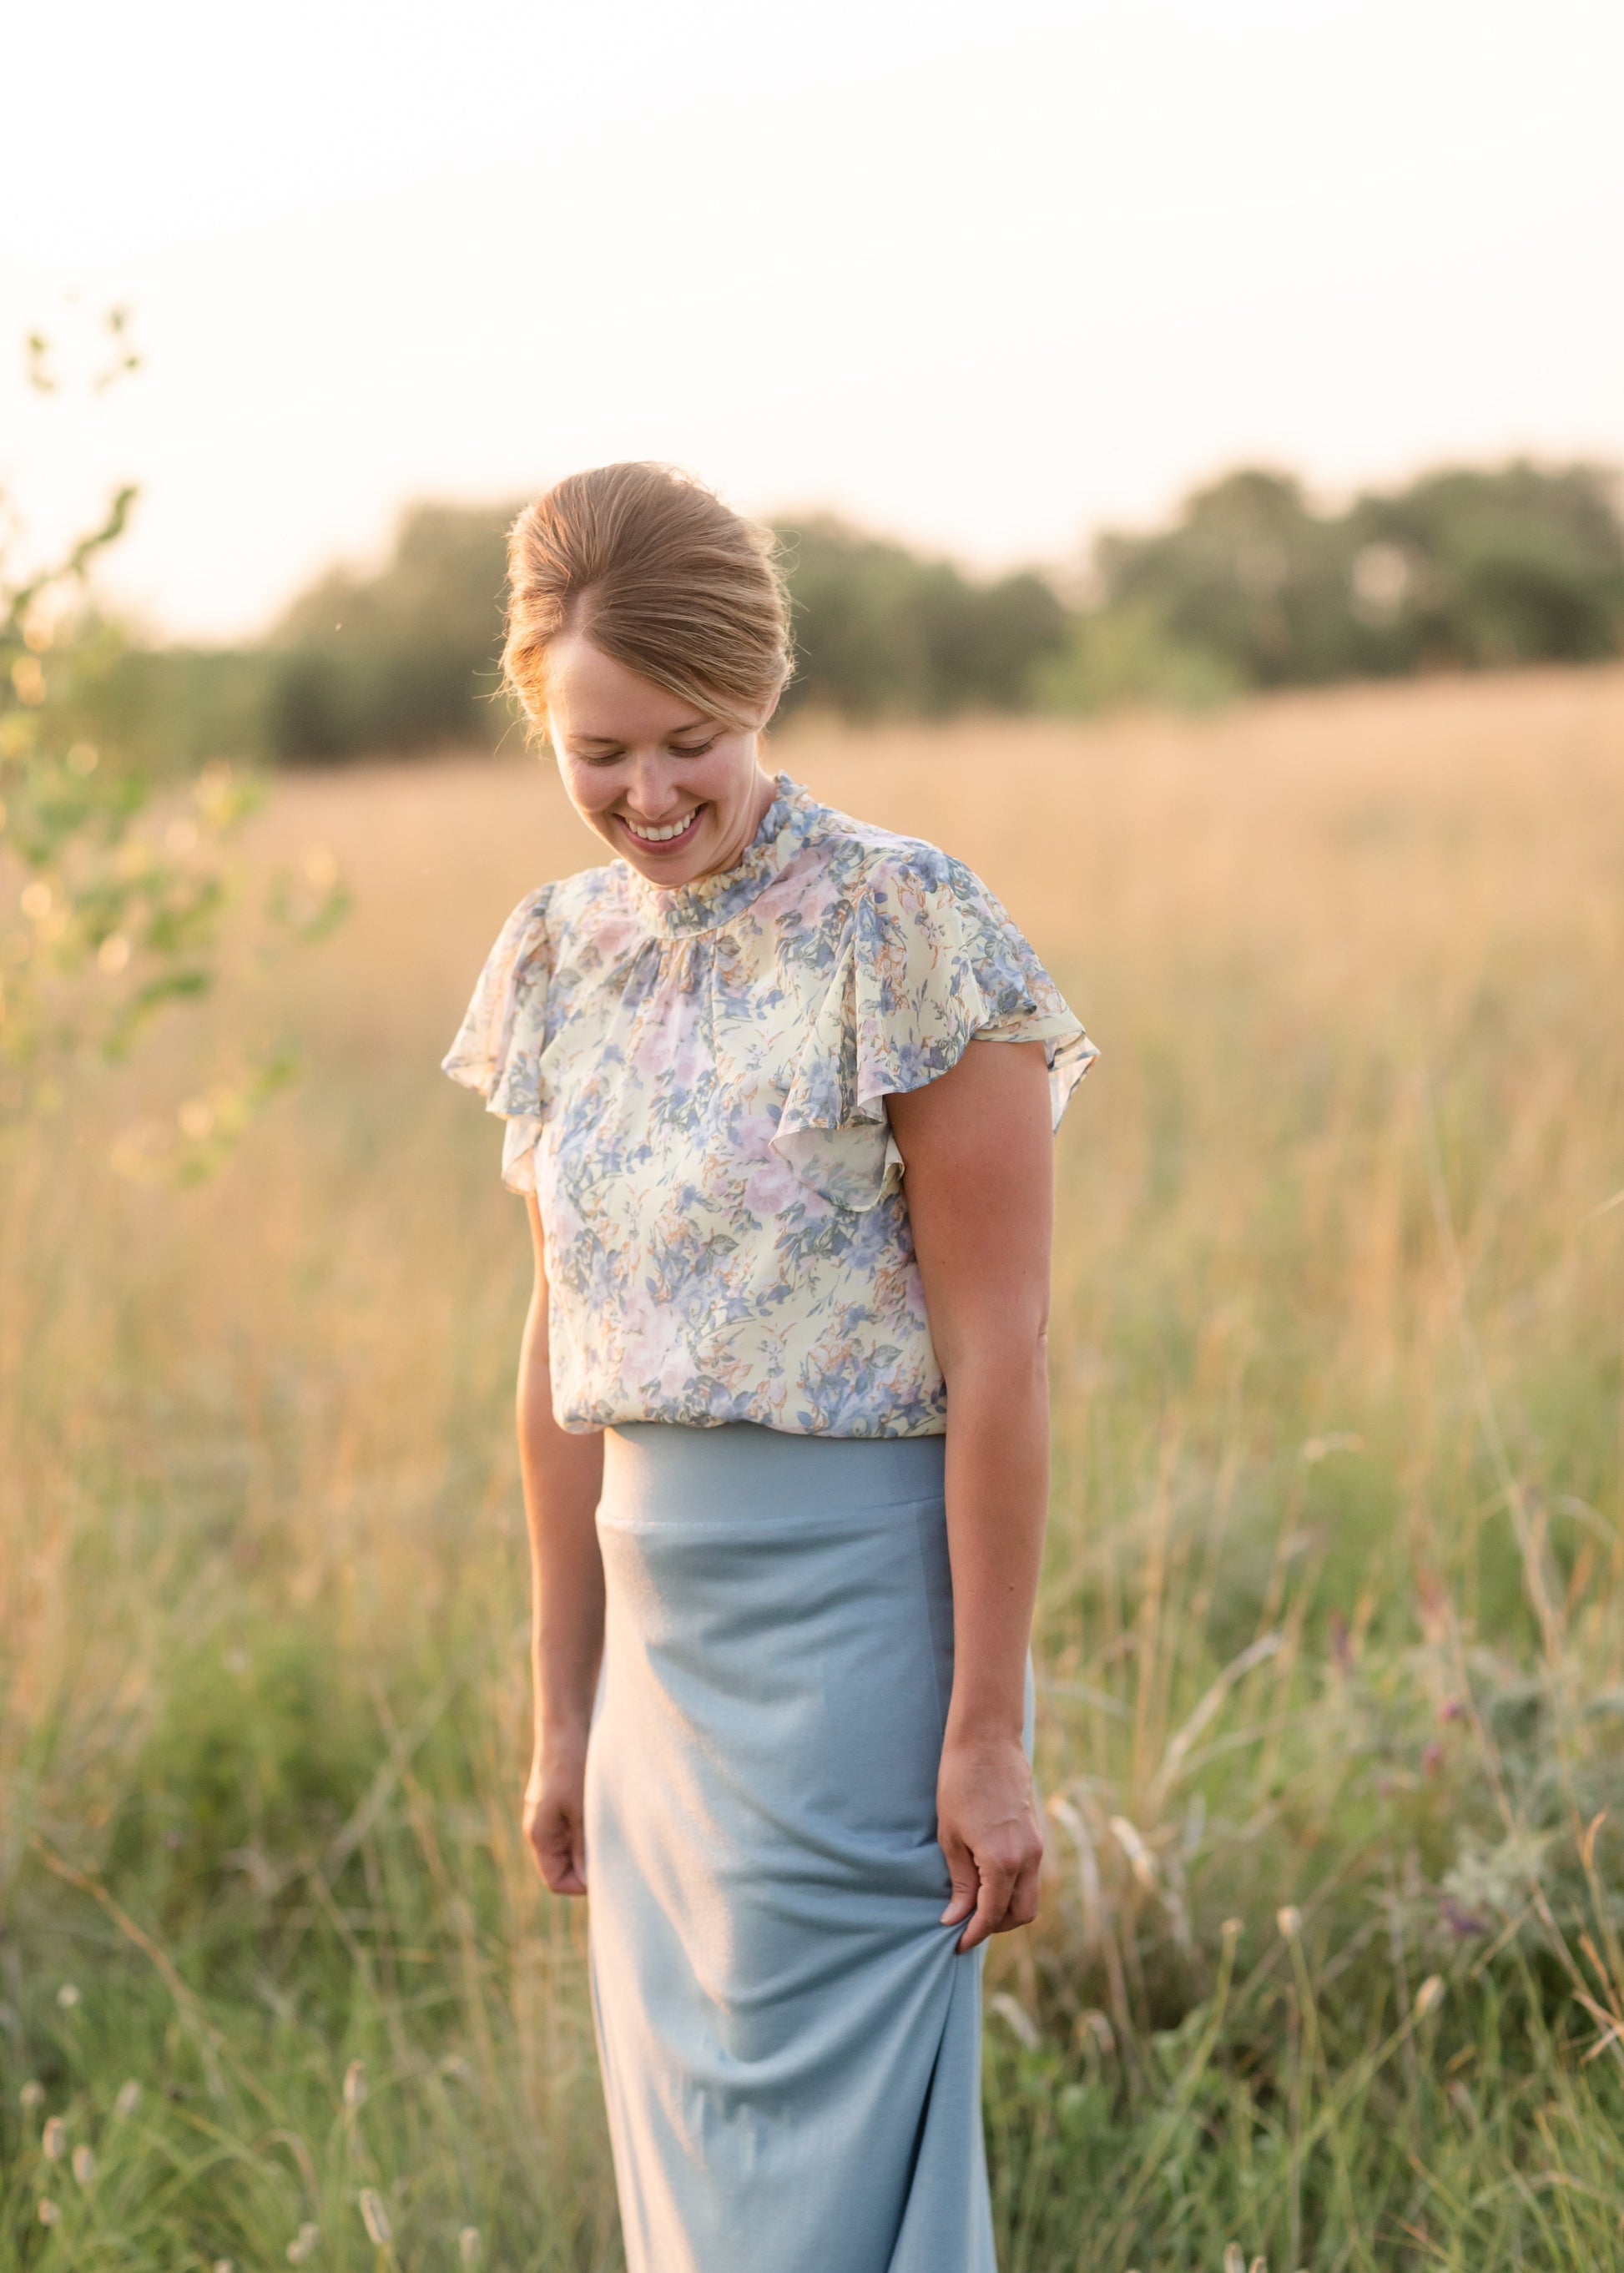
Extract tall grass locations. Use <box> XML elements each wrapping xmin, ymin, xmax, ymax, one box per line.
<box><xmin>3</xmin><ymin>669</ymin><xmax>1621</xmax><ymax>2269</ymax></box>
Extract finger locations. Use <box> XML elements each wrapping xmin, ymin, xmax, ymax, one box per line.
<box><xmin>530</xmin><ymin>1811</ymin><xmax>588</xmax><ymax>1896</ymax></box>
<box><xmin>956</xmin><ymin>1862</ymin><xmax>1016</xmax><ymax>1953</ymax></box>
<box><xmin>939</xmin><ymin>1835</ymin><xmax>979</xmax><ymax>1926</ymax></box>
<box><xmin>996</xmin><ymin>1858</ymin><xmax>1042</xmax><ymax>1933</ymax></box>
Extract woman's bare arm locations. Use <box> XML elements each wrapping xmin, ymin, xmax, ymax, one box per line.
<box><xmin>517</xmin><ymin>1191</ymin><xmax>606</xmax><ymax>1893</ymax></box>
<box><xmin>885</xmin><ymin>1039</ymin><xmax>1053</xmax><ymax>1953</ymax></box>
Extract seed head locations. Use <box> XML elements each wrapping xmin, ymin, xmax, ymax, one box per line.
<box><xmin>1276</xmin><ymin>1905</ymin><xmax>1302</xmax><ymax>1940</ymax></box>
<box><xmin>359</xmin><ymin>2189</ymin><xmax>392</xmax><ymax>2245</ymax></box>
<box><xmin>286</xmin><ymin>2223</ymin><xmax>320</xmax><ymax>2265</ymax></box>
<box><xmin>343</xmin><ymin>2059</ymin><xmax>366</xmax><ymax>2109</ymax></box>
<box><xmin>459</xmin><ymin>2230</ymin><xmax>482</xmax><ymax>2265</ymax></box>
<box><xmin>73</xmin><ymin>2144</ymin><xmax>95</xmax><ymax>2187</ymax></box>
<box><xmin>42</xmin><ymin>2116</ymin><xmax>66</xmax><ymax>2160</ymax></box>
<box><xmin>38</xmin><ymin>2199</ymin><xmax>61</xmax><ymax>2225</ymax></box>
<box><xmin>115</xmin><ymin>2079</ymin><xmax>142</xmax><ymax>2117</ymax></box>
<box><xmin>1414</xmin><ymin>1974</ymin><xmax>1445</xmax><ymax>2019</ymax></box>
<box><xmin>19</xmin><ymin>2080</ymin><xmax>44</xmax><ymax>2109</ymax></box>
<box><xmin>56</xmin><ymin>1983</ymin><xmax>80</xmax><ymax>2009</ymax></box>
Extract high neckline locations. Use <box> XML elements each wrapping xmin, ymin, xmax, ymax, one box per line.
<box><xmin>621</xmin><ymin>774</ymin><xmax>822</xmax><ymax>937</ymax></box>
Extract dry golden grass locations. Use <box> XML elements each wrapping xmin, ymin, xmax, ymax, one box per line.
<box><xmin>3</xmin><ymin>665</ymin><xmax>1622</xmax><ymax>2268</ymax></box>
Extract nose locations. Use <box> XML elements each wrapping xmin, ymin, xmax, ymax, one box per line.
<box><xmin>621</xmin><ymin>752</ymin><xmax>687</xmax><ymax>820</ymax></box>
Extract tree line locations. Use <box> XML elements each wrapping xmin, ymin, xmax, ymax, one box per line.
<box><xmin>80</xmin><ymin>460</ymin><xmax>1624</xmax><ymax>767</ymax></box>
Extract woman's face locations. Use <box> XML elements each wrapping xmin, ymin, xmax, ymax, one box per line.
<box><xmin>545</xmin><ymin>633</ymin><xmax>780</xmax><ymax>887</ymax></box>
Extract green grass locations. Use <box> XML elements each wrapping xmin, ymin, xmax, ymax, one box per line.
<box><xmin>3</xmin><ymin>679</ymin><xmax>1623</xmax><ymax>2267</ymax></box>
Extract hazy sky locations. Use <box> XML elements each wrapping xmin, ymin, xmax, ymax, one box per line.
<box><xmin>6</xmin><ymin>0</ymin><xmax>1622</xmax><ymax>639</ymax></box>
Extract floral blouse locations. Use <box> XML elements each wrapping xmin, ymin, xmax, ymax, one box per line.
<box><xmin>443</xmin><ymin>774</ymin><xmax>1097</xmax><ymax>1438</ymax></box>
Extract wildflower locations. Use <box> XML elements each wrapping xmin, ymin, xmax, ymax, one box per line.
<box><xmin>1441</xmin><ymin>1898</ymin><xmax>1488</xmax><ymax>1939</ymax></box>
<box><xmin>38</xmin><ymin>2199</ymin><xmax>60</xmax><ymax>2225</ymax></box>
<box><xmin>359</xmin><ymin>2189</ymin><xmax>393</xmax><ymax>2244</ymax></box>
<box><xmin>42</xmin><ymin>2116</ymin><xmax>67</xmax><ymax>2160</ymax></box>
<box><xmin>215</xmin><ymin>2262</ymin><xmax>235</xmax><ymax>2272</ymax></box>
<box><xmin>20</xmin><ymin>2080</ymin><xmax>44</xmax><ymax>2109</ymax></box>
<box><xmin>1276</xmin><ymin>1905</ymin><xmax>1302</xmax><ymax>1940</ymax></box>
<box><xmin>459</xmin><ymin>2231</ymin><xmax>482</xmax><ymax>2265</ymax></box>
<box><xmin>73</xmin><ymin>2143</ymin><xmax>95</xmax><ymax>2186</ymax></box>
<box><xmin>343</xmin><ymin>2058</ymin><xmax>366</xmax><ymax>2109</ymax></box>
<box><xmin>1223</xmin><ymin>2248</ymin><xmax>1244</xmax><ymax>2273</ymax></box>
<box><xmin>56</xmin><ymin>1983</ymin><xmax>80</xmax><ymax>2009</ymax></box>
<box><xmin>286</xmin><ymin>2223</ymin><xmax>320</xmax><ymax>2264</ymax></box>
<box><xmin>115</xmin><ymin>2079</ymin><xmax>142</xmax><ymax>2116</ymax></box>
<box><xmin>1414</xmin><ymin>1974</ymin><xmax>1445</xmax><ymax>2018</ymax></box>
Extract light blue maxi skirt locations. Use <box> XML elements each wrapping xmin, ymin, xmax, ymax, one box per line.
<box><xmin>585</xmin><ymin>1421</ymin><xmax>1034</xmax><ymax>2273</ymax></box>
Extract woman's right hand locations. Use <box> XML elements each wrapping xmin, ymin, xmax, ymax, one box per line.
<box><xmin>524</xmin><ymin>1740</ymin><xmax>589</xmax><ymax>1894</ymax></box>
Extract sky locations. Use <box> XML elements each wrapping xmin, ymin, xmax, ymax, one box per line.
<box><xmin>5</xmin><ymin>0</ymin><xmax>1623</xmax><ymax>641</ymax></box>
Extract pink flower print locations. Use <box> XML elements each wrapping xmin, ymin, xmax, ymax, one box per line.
<box><xmin>640</xmin><ymin>991</ymin><xmax>708</xmax><ymax>1089</ymax></box>
<box><xmin>588</xmin><ymin>908</ymin><xmax>648</xmax><ymax>966</ymax></box>
<box><xmin>744</xmin><ymin>1149</ymin><xmax>816</xmax><ymax>1219</ymax></box>
<box><xmin>669</xmin><ymin>1015</ymin><xmax>711</xmax><ymax>1094</ymax></box>
<box><xmin>731</xmin><ymin>1106</ymin><xmax>825</xmax><ymax>1218</ymax></box>
<box><xmin>762</xmin><ymin>857</ymin><xmax>842</xmax><ymax>931</ymax></box>
<box><xmin>618</xmin><ymin>1285</ymin><xmax>690</xmax><ymax>1393</ymax></box>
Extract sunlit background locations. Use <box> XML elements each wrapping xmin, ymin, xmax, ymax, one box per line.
<box><xmin>6</xmin><ymin>0</ymin><xmax>1623</xmax><ymax>636</ymax></box>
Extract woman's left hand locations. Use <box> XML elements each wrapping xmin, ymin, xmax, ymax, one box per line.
<box><xmin>936</xmin><ymin>1730</ymin><xmax>1044</xmax><ymax>1953</ymax></box>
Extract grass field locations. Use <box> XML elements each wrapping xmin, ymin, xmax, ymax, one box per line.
<box><xmin>3</xmin><ymin>667</ymin><xmax>1623</xmax><ymax>2270</ymax></box>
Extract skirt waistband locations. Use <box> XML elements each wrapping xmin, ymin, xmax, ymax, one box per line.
<box><xmin>601</xmin><ymin>1422</ymin><xmax>946</xmax><ymax>1525</ymax></box>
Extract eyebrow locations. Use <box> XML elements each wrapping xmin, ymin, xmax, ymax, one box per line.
<box><xmin>569</xmin><ymin>718</ymin><xmax>716</xmax><ymax>747</ymax></box>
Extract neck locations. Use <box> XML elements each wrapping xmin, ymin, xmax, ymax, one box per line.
<box><xmin>693</xmin><ymin>764</ymin><xmax>779</xmax><ymax>882</ymax></box>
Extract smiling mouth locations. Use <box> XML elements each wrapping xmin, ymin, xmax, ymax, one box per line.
<box><xmin>619</xmin><ymin>806</ymin><xmax>703</xmax><ymax>850</ymax></box>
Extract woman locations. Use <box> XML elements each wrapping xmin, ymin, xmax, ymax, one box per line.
<box><xmin>445</xmin><ymin>462</ymin><xmax>1096</xmax><ymax>2273</ymax></box>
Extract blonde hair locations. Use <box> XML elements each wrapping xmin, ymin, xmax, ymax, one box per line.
<box><xmin>503</xmin><ymin>462</ymin><xmax>792</xmax><ymax>735</ymax></box>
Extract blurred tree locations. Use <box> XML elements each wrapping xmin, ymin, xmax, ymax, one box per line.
<box><xmin>266</xmin><ymin>501</ymin><xmax>517</xmax><ymax>760</ymax></box>
<box><xmin>774</xmin><ymin>517</ymin><xmax>1070</xmax><ymax>718</ymax></box>
<box><xmin>1095</xmin><ymin>469</ymin><xmax>1365</xmax><ymax>688</ymax></box>
<box><xmin>1348</xmin><ymin>461</ymin><xmax>1624</xmax><ymax>670</ymax></box>
<box><xmin>1088</xmin><ymin>460</ymin><xmax>1624</xmax><ymax>694</ymax></box>
<box><xmin>65</xmin><ymin>460</ymin><xmax>1624</xmax><ymax>766</ymax></box>
<box><xmin>1031</xmin><ymin>599</ymin><xmax>1242</xmax><ymax>716</ymax></box>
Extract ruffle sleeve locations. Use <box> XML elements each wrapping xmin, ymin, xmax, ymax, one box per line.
<box><xmin>770</xmin><ymin>845</ymin><xmax>1098</xmax><ymax>1212</ymax></box>
<box><xmin>441</xmin><ymin>885</ymin><xmax>554</xmax><ymax>1192</ymax></box>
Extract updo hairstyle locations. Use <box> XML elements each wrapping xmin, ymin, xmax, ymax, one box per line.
<box><xmin>503</xmin><ymin>462</ymin><xmax>792</xmax><ymax>738</ymax></box>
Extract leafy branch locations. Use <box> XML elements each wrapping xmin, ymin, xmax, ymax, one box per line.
<box><xmin>1</xmin><ymin>306</ymin><xmax>345</xmax><ymax>1172</ymax></box>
